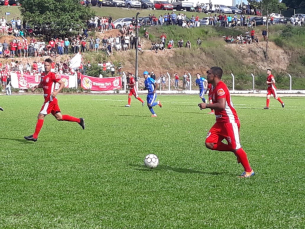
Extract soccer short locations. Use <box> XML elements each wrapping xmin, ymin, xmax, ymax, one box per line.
<box><xmin>129</xmin><ymin>88</ymin><xmax>138</xmax><ymax>98</ymax></box>
<box><xmin>267</xmin><ymin>87</ymin><xmax>277</xmax><ymax>98</ymax></box>
<box><xmin>206</xmin><ymin>120</ymin><xmax>241</xmax><ymax>150</ymax></box>
<box><xmin>95</xmin><ymin>44</ymin><xmax>99</xmax><ymax>49</ymax></box>
<box><xmin>147</xmin><ymin>93</ymin><xmax>157</xmax><ymax>106</ymax></box>
<box><xmin>39</xmin><ymin>98</ymin><xmax>61</xmax><ymax>115</ymax></box>
<box><xmin>199</xmin><ymin>89</ymin><xmax>205</xmax><ymax>98</ymax></box>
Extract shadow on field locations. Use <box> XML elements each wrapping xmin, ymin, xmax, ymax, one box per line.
<box><xmin>0</xmin><ymin>137</ymin><xmax>34</xmax><ymax>144</ymax></box>
<box><xmin>118</xmin><ymin>114</ymin><xmax>148</xmax><ymax>117</ymax></box>
<box><xmin>130</xmin><ymin>164</ymin><xmax>224</xmax><ymax>175</ymax></box>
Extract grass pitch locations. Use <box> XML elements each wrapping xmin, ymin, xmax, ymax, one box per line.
<box><xmin>0</xmin><ymin>94</ymin><xmax>304</xmax><ymax>228</ymax></box>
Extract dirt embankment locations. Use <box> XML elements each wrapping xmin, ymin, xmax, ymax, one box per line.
<box><xmin>0</xmin><ymin>30</ymin><xmax>291</xmax><ymax>75</ymax></box>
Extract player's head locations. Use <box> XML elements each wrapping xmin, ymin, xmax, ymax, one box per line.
<box><xmin>196</xmin><ymin>73</ymin><xmax>201</xmax><ymax>79</ymax></box>
<box><xmin>44</xmin><ymin>58</ymin><xmax>52</xmax><ymax>72</ymax></box>
<box><xmin>207</xmin><ymin>67</ymin><xmax>223</xmax><ymax>83</ymax></box>
<box><xmin>143</xmin><ymin>71</ymin><xmax>149</xmax><ymax>79</ymax></box>
<box><xmin>267</xmin><ymin>69</ymin><xmax>272</xmax><ymax>75</ymax></box>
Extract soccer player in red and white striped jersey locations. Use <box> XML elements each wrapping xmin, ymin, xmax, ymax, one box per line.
<box><xmin>198</xmin><ymin>67</ymin><xmax>254</xmax><ymax>178</ymax></box>
<box><xmin>24</xmin><ymin>58</ymin><xmax>84</xmax><ymax>142</ymax></box>
<box><xmin>264</xmin><ymin>69</ymin><xmax>284</xmax><ymax>109</ymax></box>
<box><xmin>125</xmin><ymin>72</ymin><xmax>144</xmax><ymax>107</ymax></box>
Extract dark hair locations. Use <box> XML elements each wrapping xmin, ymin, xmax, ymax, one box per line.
<box><xmin>45</xmin><ymin>58</ymin><xmax>52</xmax><ymax>63</ymax></box>
<box><xmin>210</xmin><ymin>67</ymin><xmax>223</xmax><ymax>79</ymax></box>
<box><xmin>267</xmin><ymin>68</ymin><xmax>272</xmax><ymax>72</ymax></box>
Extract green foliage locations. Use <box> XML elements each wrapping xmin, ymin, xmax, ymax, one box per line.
<box><xmin>20</xmin><ymin>0</ymin><xmax>94</xmax><ymax>37</ymax></box>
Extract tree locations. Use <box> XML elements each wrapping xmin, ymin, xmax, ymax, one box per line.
<box><xmin>20</xmin><ymin>0</ymin><xmax>94</xmax><ymax>37</ymax></box>
<box><xmin>248</xmin><ymin>0</ymin><xmax>287</xmax><ymax>15</ymax></box>
<box><xmin>282</xmin><ymin>0</ymin><xmax>305</xmax><ymax>9</ymax></box>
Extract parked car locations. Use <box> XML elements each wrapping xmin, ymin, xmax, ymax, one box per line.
<box><xmin>219</xmin><ymin>5</ymin><xmax>233</xmax><ymax>14</ymax></box>
<box><xmin>269</xmin><ymin>13</ymin><xmax>284</xmax><ymax>19</ymax></box>
<box><xmin>200</xmin><ymin>17</ymin><xmax>210</xmax><ymax>26</ymax></box>
<box><xmin>140</xmin><ymin>0</ymin><xmax>154</xmax><ymax>9</ymax></box>
<box><xmin>126</xmin><ymin>0</ymin><xmax>141</xmax><ymax>8</ymax></box>
<box><xmin>109</xmin><ymin>0</ymin><xmax>126</xmax><ymax>7</ymax></box>
<box><xmin>154</xmin><ymin>1</ymin><xmax>173</xmax><ymax>10</ymax></box>
<box><xmin>102</xmin><ymin>0</ymin><xmax>113</xmax><ymax>6</ymax></box>
<box><xmin>113</xmin><ymin>17</ymin><xmax>133</xmax><ymax>29</ymax></box>
<box><xmin>229</xmin><ymin>6</ymin><xmax>242</xmax><ymax>14</ymax></box>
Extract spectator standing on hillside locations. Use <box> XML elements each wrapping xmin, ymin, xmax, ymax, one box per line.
<box><xmin>262</xmin><ymin>29</ymin><xmax>267</xmax><ymax>41</ymax></box>
<box><xmin>0</xmin><ymin>17</ymin><xmax>7</xmax><ymax>34</ymax></box>
<box><xmin>174</xmin><ymin>73</ymin><xmax>179</xmax><ymax>89</ymax></box>
<box><xmin>171</xmin><ymin>12</ymin><xmax>177</xmax><ymax>25</ymax></box>
<box><xmin>16</xmin><ymin>17</ymin><xmax>22</xmax><ymax>30</ymax></box>
<box><xmin>264</xmin><ymin>69</ymin><xmax>284</xmax><ymax>109</ymax></box>
<box><xmin>250</xmin><ymin>29</ymin><xmax>255</xmax><ymax>41</ymax></box>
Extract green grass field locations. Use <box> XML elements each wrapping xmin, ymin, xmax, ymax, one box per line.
<box><xmin>0</xmin><ymin>94</ymin><xmax>305</xmax><ymax>228</ymax></box>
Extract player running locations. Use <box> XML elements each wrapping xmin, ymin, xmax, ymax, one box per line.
<box><xmin>264</xmin><ymin>69</ymin><xmax>284</xmax><ymax>109</ymax></box>
<box><xmin>125</xmin><ymin>72</ymin><xmax>144</xmax><ymax>107</ymax></box>
<box><xmin>143</xmin><ymin>71</ymin><xmax>162</xmax><ymax>117</ymax></box>
<box><xmin>195</xmin><ymin>73</ymin><xmax>207</xmax><ymax>103</ymax></box>
<box><xmin>198</xmin><ymin>67</ymin><xmax>254</xmax><ymax>178</ymax></box>
<box><xmin>24</xmin><ymin>58</ymin><xmax>85</xmax><ymax>142</ymax></box>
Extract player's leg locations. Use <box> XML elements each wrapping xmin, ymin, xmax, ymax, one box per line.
<box><xmin>134</xmin><ymin>89</ymin><xmax>144</xmax><ymax>104</ymax></box>
<box><xmin>273</xmin><ymin>89</ymin><xmax>284</xmax><ymax>108</ymax></box>
<box><xmin>0</xmin><ymin>106</ymin><xmax>3</xmax><ymax>111</ymax></box>
<box><xmin>265</xmin><ymin>92</ymin><xmax>271</xmax><ymax>109</ymax></box>
<box><xmin>205</xmin><ymin>123</ymin><xmax>232</xmax><ymax>151</ymax></box>
<box><xmin>52</xmin><ymin>99</ymin><xmax>85</xmax><ymax>129</ymax></box>
<box><xmin>226</xmin><ymin>122</ymin><xmax>253</xmax><ymax>176</ymax></box>
<box><xmin>199</xmin><ymin>90</ymin><xmax>206</xmax><ymax>103</ymax></box>
<box><xmin>147</xmin><ymin>95</ymin><xmax>157</xmax><ymax>117</ymax></box>
<box><xmin>126</xmin><ymin>90</ymin><xmax>132</xmax><ymax>107</ymax></box>
<box><xmin>24</xmin><ymin>112</ymin><xmax>46</xmax><ymax>142</ymax></box>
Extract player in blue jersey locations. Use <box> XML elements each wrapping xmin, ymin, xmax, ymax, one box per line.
<box><xmin>195</xmin><ymin>73</ymin><xmax>208</xmax><ymax>103</ymax></box>
<box><xmin>143</xmin><ymin>71</ymin><xmax>162</xmax><ymax>117</ymax></box>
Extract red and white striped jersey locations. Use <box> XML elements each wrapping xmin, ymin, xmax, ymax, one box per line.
<box><xmin>211</xmin><ymin>81</ymin><xmax>239</xmax><ymax>123</ymax></box>
<box><xmin>267</xmin><ymin>74</ymin><xmax>276</xmax><ymax>89</ymax></box>
<box><xmin>40</xmin><ymin>72</ymin><xmax>61</xmax><ymax>102</ymax></box>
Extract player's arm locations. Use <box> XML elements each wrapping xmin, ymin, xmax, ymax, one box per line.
<box><xmin>32</xmin><ymin>81</ymin><xmax>43</xmax><ymax>91</ymax></box>
<box><xmin>198</xmin><ymin>98</ymin><xmax>226</xmax><ymax>110</ymax></box>
<box><xmin>267</xmin><ymin>77</ymin><xmax>275</xmax><ymax>84</ymax></box>
<box><xmin>51</xmin><ymin>80</ymin><xmax>65</xmax><ymax>98</ymax></box>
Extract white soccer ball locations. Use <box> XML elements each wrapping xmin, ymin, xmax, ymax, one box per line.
<box><xmin>144</xmin><ymin>154</ymin><xmax>159</xmax><ymax>169</ymax></box>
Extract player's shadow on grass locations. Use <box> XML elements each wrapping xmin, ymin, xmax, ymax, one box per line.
<box><xmin>0</xmin><ymin>137</ymin><xmax>34</xmax><ymax>144</ymax></box>
<box><xmin>130</xmin><ymin>164</ymin><xmax>224</xmax><ymax>176</ymax></box>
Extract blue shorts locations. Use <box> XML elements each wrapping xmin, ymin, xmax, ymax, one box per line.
<box><xmin>147</xmin><ymin>93</ymin><xmax>157</xmax><ymax>106</ymax></box>
<box><xmin>95</xmin><ymin>44</ymin><xmax>99</xmax><ymax>49</ymax></box>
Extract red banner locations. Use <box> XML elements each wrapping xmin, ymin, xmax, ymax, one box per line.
<box><xmin>16</xmin><ymin>73</ymin><xmax>71</xmax><ymax>89</ymax></box>
<box><xmin>81</xmin><ymin>76</ymin><xmax>122</xmax><ymax>91</ymax></box>
<box><xmin>16</xmin><ymin>73</ymin><xmax>40</xmax><ymax>89</ymax></box>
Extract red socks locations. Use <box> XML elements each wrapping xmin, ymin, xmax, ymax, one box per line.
<box><xmin>33</xmin><ymin>119</ymin><xmax>44</xmax><ymax>139</ymax></box>
<box><xmin>277</xmin><ymin>97</ymin><xmax>283</xmax><ymax>104</ymax></box>
<box><xmin>235</xmin><ymin>148</ymin><xmax>252</xmax><ymax>172</ymax></box>
<box><xmin>62</xmin><ymin>115</ymin><xmax>80</xmax><ymax>123</ymax></box>
<box><xmin>266</xmin><ymin>98</ymin><xmax>270</xmax><ymax>107</ymax></box>
<box><xmin>137</xmin><ymin>97</ymin><xmax>144</xmax><ymax>103</ymax></box>
<box><xmin>128</xmin><ymin>97</ymin><xmax>131</xmax><ymax>105</ymax></box>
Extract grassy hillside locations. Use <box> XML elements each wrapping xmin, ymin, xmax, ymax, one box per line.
<box><xmin>1</xmin><ymin>6</ymin><xmax>305</xmax><ymax>89</ymax></box>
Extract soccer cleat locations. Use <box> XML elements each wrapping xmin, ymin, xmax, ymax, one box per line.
<box><xmin>142</xmin><ymin>102</ymin><xmax>145</xmax><ymax>106</ymax></box>
<box><xmin>158</xmin><ymin>101</ymin><xmax>162</xmax><ymax>108</ymax></box>
<box><xmin>125</xmin><ymin>104</ymin><xmax>130</xmax><ymax>107</ymax></box>
<box><xmin>24</xmin><ymin>135</ymin><xmax>37</xmax><ymax>142</ymax></box>
<box><xmin>0</xmin><ymin>107</ymin><xmax>3</xmax><ymax>111</ymax></box>
<box><xmin>79</xmin><ymin>118</ymin><xmax>85</xmax><ymax>130</ymax></box>
<box><xmin>239</xmin><ymin>170</ymin><xmax>255</xmax><ymax>178</ymax></box>
<box><xmin>282</xmin><ymin>103</ymin><xmax>285</xmax><ymax>108</ymax></box>
<box><xmin>208</xmin><ymin>111</ymin><xmax>214</xmax><ymax>114</ymax></box>
<box><xmin>264</xmin><ymin>107</ymin><xmax>269</xmax><ymax>109</ymax></box>
<box><xmin>151</xmin><ymin>114</ymin><xmax>157</xmax><ymax>117</ymax></box>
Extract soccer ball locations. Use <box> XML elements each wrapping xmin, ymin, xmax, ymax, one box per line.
<box><xmin>144</xmin><ymin>154</ymin><xmax>159</xmax><ymax>169</ymax></box>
